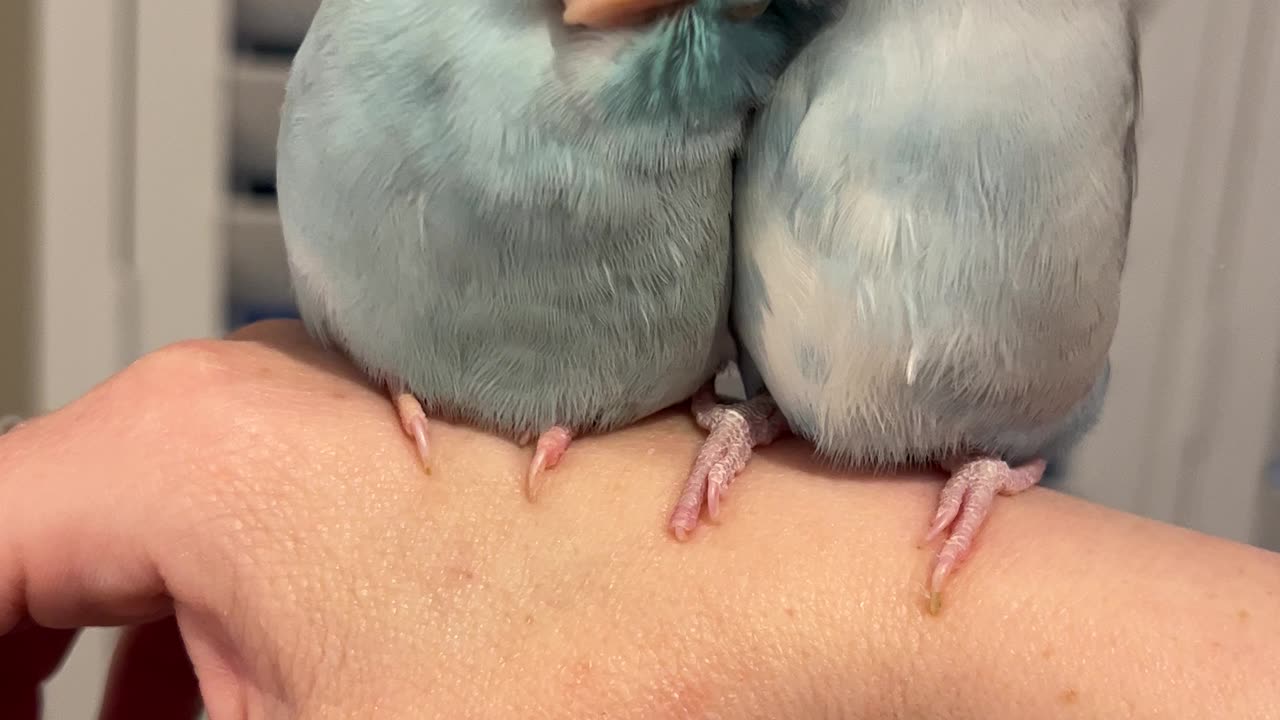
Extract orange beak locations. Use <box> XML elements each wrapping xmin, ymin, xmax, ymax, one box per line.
<box><xmin>562</xmin><ymin>0</ymin><xmax>694</xmax><ymax>29</ymax></box>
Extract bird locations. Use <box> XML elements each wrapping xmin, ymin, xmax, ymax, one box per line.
<box><xmin>275</xmin><ymin>0</ymin><xmax>816</xmax><ymax>499</ymax></box>
<box><xmin>670</xmin><ymin>0</ymin><xmax>1142</xmax><ymax>613</ymax></box>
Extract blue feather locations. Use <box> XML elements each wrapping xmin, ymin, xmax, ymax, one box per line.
<box><xmin>733</xmin><ymin>0</ymin><xmax>1140</xmax><ymax>468</ymax></box>
<box><xmin>277</xmin><ymin>0</ymin><xmax>825</xmax><ymax>438</ymax></box>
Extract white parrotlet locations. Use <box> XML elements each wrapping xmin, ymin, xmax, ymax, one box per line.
<box><xmin>275</xmin><ymin>0</ymin><xmax>823</xmax><ymax>498</ymax></box>
<box><xmin>672</xmin><ymin>0</ymin><xmax>1142</xmax><ymax>612</ymax></box>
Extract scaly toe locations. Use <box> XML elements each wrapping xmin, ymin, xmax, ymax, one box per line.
<box><xmin>924</xmin><ymin>455</ymin><xmax>1046</xmax><ymax>611</ymax></box>
<box><xmin>669</xmin><ymin>391</ymin><xmax>786</xmax><ymax>539</ymax></box>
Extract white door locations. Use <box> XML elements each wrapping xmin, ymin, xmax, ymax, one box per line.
<box><xmin>1062</xmin><ymin>0</ymin><xmax>1280</xmax><ymax>546</ymax></box>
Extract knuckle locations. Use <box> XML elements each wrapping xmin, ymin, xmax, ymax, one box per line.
<box><xmin>107</xmin><ymin>340</ymin><xmax>255</xmax><ymax>451</ymax></box>
<box><xmin>120</xmin><ymin>339</ymin><xmax>285</xmax><ymax>424</ymax></box>
<box><xmin>126</xmin><ymin>339</ymin><xmax>240</xmax><ymax>393</ymax></box>
<box><xmin>150</xmin><ymin>337</ymin><xmax>236</xmax><ymax>372</ymax></box>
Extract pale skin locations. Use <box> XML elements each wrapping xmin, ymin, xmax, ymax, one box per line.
<box><xmin>1</xmin><ymin>320</ymin><xmax>1277</xmax><ymax>718</ymax></box>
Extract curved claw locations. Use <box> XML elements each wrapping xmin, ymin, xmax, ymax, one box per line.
<box><xmin>526</xmin><ymin>456</ymin><xmax>547</xmax><ymax>501</ymax></box>
<box><xmin>525</xmin><ymin>427</ymin><xmax>574</xmax><ymax>502</ymax></box>
<box><xmin>922</xmin><ymin>457</ymin><xmax>1046</xmax><ymax>613</ymax></box>
<box><xmin>669</xmin><ymin>443</ymin><xmax>722</xmax><ymax>540</ymax></box>
<box><xmin>923</xmin><ymin>473</ymin><xmax>969</xmax><ymax>545</ymax></box>
<box><xmin>668</xmin><ymin>390</ymin><xmax>787</xmax><ymax>540</ymax></box>
<box><xmin>706</xmin><ymin>463</ymin><xmax>734</xmax><ymax>521</ymax></box>
<box><xmin>393</xmin><ymin>392</ymin><xmax>432</xmax><ymax>474</ymax></box>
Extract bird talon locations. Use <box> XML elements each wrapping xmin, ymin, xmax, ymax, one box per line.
<box><xmin>525</xmin><ymin>426</ymin><xmax>574</xmax><ymax>501</ymax></box>
<box><xmin>923</xmin><ymin>456</ymin><xmax>1046</xmax><ymax>603</ymax></box>
<box><xmin>392</xmin><ymin>391</ymin><xmax>432</xmax><ymax>474</ymax></box>
<box><xmin>667</xmin><ymin>389</ymin><xmax>787</xmax><ymax>538</ymax></box>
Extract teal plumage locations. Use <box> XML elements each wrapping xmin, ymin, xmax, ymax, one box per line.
<box><xmin>674</xmin><ymin>0</ymin><xmax>1141</xmax><ymax>610</ymax></box>
<box><xmin>276</xmin><ymin>0</ymin><xmax>817</xmax><ymax>493</ymax></box>
<box><xmin>734</xmin><ymin>1</ymin><xmax>1138</xmax><ymax>468</ymax></box>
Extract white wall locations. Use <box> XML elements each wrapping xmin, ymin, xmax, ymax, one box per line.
<box><xmin>1063</xmin><ymin>0</ymin><xmax>1280</xmax><ymax>544</ymax></box>
<box><xmin>33</xmin><ymin>0</ymin><xmax>226</xmax><ymax>716</ymax></box>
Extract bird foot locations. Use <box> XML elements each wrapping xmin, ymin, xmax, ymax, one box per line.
<box><xmin>668</xmin><ymin>387</ymin><xmax>788</xmax><ymax>540</ymax></box>
<box><xmin>527</xmin><ymin>426</ymin><xmax>574</xmax><ymax>502</ymax></box>
<box><xmin>392</xmin><ymin>391</ymin><xmax>432</xmax><ymax>473</ymax></box>
<box><xmin>923</xmin><ymin>455</ymin><xmax>1046</xmax><ymax>614</ymax></box>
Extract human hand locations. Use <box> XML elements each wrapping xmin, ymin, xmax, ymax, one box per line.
<box><xmin>3</xmin><ymin>320</ymin><xmax>1277</xmax><ymax>719</ymax></box>
<box><xmin>0</xmin><ymin>320</ymin><xmax>907</xmax><ymax>719</ymax></box>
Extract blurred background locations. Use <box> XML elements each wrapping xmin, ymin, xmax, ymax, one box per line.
<box><xmin>2</xmin><ymin>0</ymin><xmax>1279</xmax><ymax>716</ymax></box>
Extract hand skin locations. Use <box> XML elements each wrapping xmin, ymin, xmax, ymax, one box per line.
<box><xmin>1</xmin><ymin>321</ymin><xmax>1277</xmax><ymax>719</ymax></box>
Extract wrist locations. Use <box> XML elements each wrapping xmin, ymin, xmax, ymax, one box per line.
<box><xmin>709</xmin><ymin>446</ymin><xmax>942</xmax><ymax>717</ymax></box>
<box><xmin>513</xmin><ymin>421</ymin><xmax>932</xmax><ymax>716</ymax></box>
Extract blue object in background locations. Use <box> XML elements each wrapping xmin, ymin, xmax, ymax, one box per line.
<box><xmin>1040</xmin><ymin>456</ymin><xmax>1069</xmax><ymax>490</ymax></box>
<box><xmin>228</xmin><ymin>302</ymin><xmax>299</xmax><ymax>332</ymax></box>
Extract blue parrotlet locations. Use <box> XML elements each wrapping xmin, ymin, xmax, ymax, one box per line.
<box><xmin>275</xmin><ymin>0</ymin><xmax>816</xmax><ymax>498</ymax></box>
<box><xmin>671</xmin><ymin>0</ymin><xmax>1142</xmax><ymax>612</ymax></box>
